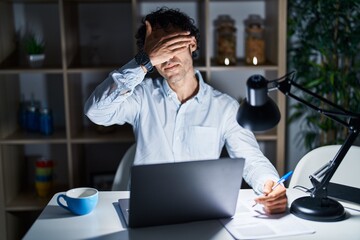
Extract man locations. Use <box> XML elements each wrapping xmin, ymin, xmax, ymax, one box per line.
<box><xmin>84</xmin><ymin>7</ymin><xmax>287</xmax><ymax>214</ymax></box>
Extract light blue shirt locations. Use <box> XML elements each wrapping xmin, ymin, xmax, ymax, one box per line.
<box><xmin>84</xmin><ymin>59</ymin><xmax>279</xmax><ymax>194</ymax></box>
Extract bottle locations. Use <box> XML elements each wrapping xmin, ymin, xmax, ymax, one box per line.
<box><xmin>39</xmin><ymin>107</ymin><xmax>53</xmax><ymax>135</ymax></box>
<box><xmin>26</xmin><ymin>105</ymin><xmax>39</xmax><ymax>132</ymax></box>
<box><xmin>244</xmin><ymin>14</ymin><xmax>265</xmax><ymax>65</ymax></box>
<box><xmin>215</xmin><ymin>15</ymin><xmax>237</xmax><ymax>66</ymax></box>
<box><xmin>26</xmin><ymin>94</ymin><xmax>40</xmax><ymax>132</ymax></box>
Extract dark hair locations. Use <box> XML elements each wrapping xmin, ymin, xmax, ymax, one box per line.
<box><xmin>135</xmin><ymin>7</ymin><xmax>200</xmax><ymax>59</ymax></box>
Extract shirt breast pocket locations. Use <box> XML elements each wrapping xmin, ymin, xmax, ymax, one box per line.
<box><xmin>187</xmin><ymin>126</ymin><xmax>219</xmax><ymax>159</ymax></box>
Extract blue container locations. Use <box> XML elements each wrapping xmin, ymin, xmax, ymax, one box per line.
<box><xmin>39</xmin><ymin>108</ymin><xmax>53</xmax><ymax>135</ymax></box>
<box><xmin>26</xmin><ymin>105</ymin><xmax>39</xmax><ymax>132</ymax></box>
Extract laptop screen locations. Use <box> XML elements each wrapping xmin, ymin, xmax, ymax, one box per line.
<box><xmin>122</xmin><ymin>158</ymin><xmax>244</xmax><ymax>228</ymax></box>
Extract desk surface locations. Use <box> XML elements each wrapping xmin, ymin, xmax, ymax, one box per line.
<box><xmin>23</xmin><ymin>189</ymin><xmax>360</xmax><ymax>240</ymax></box>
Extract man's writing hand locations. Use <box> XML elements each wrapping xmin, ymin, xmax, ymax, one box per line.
<box><xmin>254</xmin><ymin>180</ymin><xmax>288</xmax><ymax>214</ymax></box>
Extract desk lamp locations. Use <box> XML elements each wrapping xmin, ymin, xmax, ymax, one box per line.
<box><xmin>237</xmin><ymin>72</ymin><xmax>360</xmax><ymax>222</ymax></box>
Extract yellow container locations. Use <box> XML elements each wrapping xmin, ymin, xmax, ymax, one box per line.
<box><xmin>35</xmin><ymin>181</ymin><xmax>52</xmax><ymax>197</ymax></box>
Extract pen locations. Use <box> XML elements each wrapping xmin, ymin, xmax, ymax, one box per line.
<box><xmin>252</xmin><ymin>170</ymin><xmax>293</xmax><ymax>207</ymax></box>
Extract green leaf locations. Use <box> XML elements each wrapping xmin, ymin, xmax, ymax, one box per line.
<box><xmin>287</xmin><ymin>0</ymin><xmax>360</xmax><ymax>150</ymax></box>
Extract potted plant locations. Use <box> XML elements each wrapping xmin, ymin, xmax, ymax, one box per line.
<box><xmin>287</xmin><ymin>1</ymin><xmax>360</xmax><ymax>150</ymax></box>
<box><xmin>24</xmin><ymin>33</ymin><xmax>45</xmax><ymax>67</ymax></box>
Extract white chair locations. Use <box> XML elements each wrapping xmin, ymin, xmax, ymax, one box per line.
<box><xmin>289</xmin><ymin>145</ymin><xmax>360</xmax><ymax>190</ymax></box>
<box><xmin>111</xmin><ymin>144</ymin><xmax>136</xmax><ymax>191</ymax></box>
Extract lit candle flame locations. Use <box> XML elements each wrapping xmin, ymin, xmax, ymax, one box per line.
<box><xmin>224</xmin><ymin>58</ymin><xmax>230</xmax><ymax>66</ymax></box>
<box><xmin>252</xmin><ymin>56</ymin><xmax>258</xmax><ymax>65</ymax></box>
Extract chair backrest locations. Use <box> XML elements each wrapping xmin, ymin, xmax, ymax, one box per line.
<box><xmin>289</xmin><ymin>145</ymin><xmax>360</xmax><ymax>190</ymax></box>
<box><xmin>111</xmin><ymin>144</ymin><xmax>136</xmax><ymax>191</ymax></box>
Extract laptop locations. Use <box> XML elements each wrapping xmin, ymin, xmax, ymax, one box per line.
<box><xmin>118</xmin><ymin>157</ymin><xmax>245</xmax><ymax>228</ymax></box>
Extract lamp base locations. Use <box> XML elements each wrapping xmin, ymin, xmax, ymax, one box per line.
<box><xmin>290</xmin><ymin>196</ymin><xmax>346</xmax><ymax>222</ymax></box>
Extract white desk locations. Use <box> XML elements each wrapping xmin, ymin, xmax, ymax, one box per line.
<box><xmin>23</xmin><ymin>189</ymin><xmax>360</xmax><ymax>240</ymax></box>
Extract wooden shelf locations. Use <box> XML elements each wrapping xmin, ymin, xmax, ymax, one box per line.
<box><xmin>0</xmin><ymin>1</ymin><xmax>287</xmax><ymax>238</ymax></box>
<box><xmin>6</xmin><ymin>194</ymin><xmax>49</xmax><ymax>212</ymax></box>
<box><xmin>6</xmin><ymin>185</ymin><xmax>67</xmax><ymax>212</ymax></box>
<box><xmin>255</xmin><ymin>128</ymin><xmax>278</xmax><ymax>141</ymax></box>
<box><xmin>71</xmin><ymin>126</ymin><xmax>135</xmax><ymax>143</ymax></box>
<box><xmin>209</xmin><ymin>58</ymin><xmax>279</xmax><ymax>71</ymax></box>
<box><xmin>0</xmin><ymin>53</ymin><xmax>62</xmax><ymax>71</ymax></box>
<box><xmin>0</xmin><ymin>129</ymin><xmax>67</xmax><ymax>144</ymax></box>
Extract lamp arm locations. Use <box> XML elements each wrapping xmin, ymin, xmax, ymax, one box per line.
<box><xmin>308</xmin><ymin>127</ymin><xmax>359</xmax><ymax>198</ymax></box>
<box><xmin>275</xmin><ymin>75</ymin><xmax>360</xmax><ymax>198</ymax></box>
<box><xmin>276</xmin><ymin>77</ymin><xmax>358</xmax><ymax>126</ymax></box>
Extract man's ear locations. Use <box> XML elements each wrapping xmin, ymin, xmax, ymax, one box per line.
<box><xmin>190</xmin><ymin>41</ymin><xmax>197</xmax><ymax>53</ymax></box>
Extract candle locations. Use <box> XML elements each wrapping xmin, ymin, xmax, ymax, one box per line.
<box><xmin>252</xmin><ymin>56</ymin><xmax>258</xmax><ymax>65</ymax></box>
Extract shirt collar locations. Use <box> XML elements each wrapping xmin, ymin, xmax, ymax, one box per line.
<box><xmin>162</xmin><ymin>70</ymin><xmax>207</xmax><ymax>104</ymax></box>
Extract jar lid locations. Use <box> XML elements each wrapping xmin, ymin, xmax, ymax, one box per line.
<box><xmin>27</xmin><ymin>105</ymin><xmax>37</xmax><ymax>112</ymax></box>
<box><xmin>244</xmin><ymin>14</ymin><xmax>264</xmax><ymax>27</ymax></box>
<box><xmin>215</xmin><ymin>15</ymin><xmax>236</xmax><ymax>28</ymax></box>
<box><xmin>40</xmin><ymin>108</ymin><xmax>51</xmax><ymax>114</ymax></box>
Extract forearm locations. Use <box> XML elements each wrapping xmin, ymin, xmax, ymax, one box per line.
<box><xmin>84</xmin><ymin>59</ymin><xmax>145</xmax><ymax>125</ymax></box>
<box><xmin>224</xmin><ymin>103</ymin><xmax>279</xmax><ymax>194</ymax></box>
<box><xmin>243</xmin><ymin>152</ymin><xmax>280</xmax><ymax>195</ymax></box>
<box><xmin>227</xmin><ymin>129</ymin><xmax>279</xmax><ymax>194</ymax></box>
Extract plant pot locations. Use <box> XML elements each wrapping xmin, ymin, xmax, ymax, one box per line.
<box><xmin>28</xmin><ymin>54</ymin><xmax>45</xmax><ymax>67</ymax></box>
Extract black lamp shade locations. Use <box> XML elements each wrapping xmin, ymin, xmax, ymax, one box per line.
<box><xmin>237</xmin><ymin>98</ymin><xmax>281</xmax><ymax>132</ymax></box>
<box><xmin>236</xmin><ymin>74</ymin><xmax>281</xmax><ymax>132</ymax></box>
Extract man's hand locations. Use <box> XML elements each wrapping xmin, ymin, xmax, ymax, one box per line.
<box><xmin>254</xmin><ymin>180</ymin><xmax>288</xmax><ymax>214</ymax></box>
<box><xmin>143</xmin><ymin>21</ymin><xmax>196</xmax><ymax>66</ymax></box>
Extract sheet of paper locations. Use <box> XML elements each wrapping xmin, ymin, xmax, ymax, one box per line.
<box><xmin>220</xmin><ymin>194</ymin><xmax>315</xmax><ymax>239</ymax></box>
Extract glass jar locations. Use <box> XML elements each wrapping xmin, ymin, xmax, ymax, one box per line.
<box><xmin>26</xmin><ymin>104</ymin><xmax>39</xmax><ymax>132</ymax></box>
<box><xmin>39</xmin><ymin>107</ymin><xmax>53</xmax><ymax>135</ymax></box>
<box><xmin>215</xmin><ymin>15</ymin><xmax>237</xmax><ymax>66</ymax></box>
<box><xmin>244</xmin><ymin>14</ymin><xmax>265</xmax><ymax>65</ymax></box>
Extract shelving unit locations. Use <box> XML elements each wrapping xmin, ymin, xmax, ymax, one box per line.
<box><xmin>0</xmin><ymin>0</ymin><xmax>287</xmax><ymax>239</ymax></box>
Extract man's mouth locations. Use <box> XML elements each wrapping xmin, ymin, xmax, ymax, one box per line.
<box><xmin>164</xmin><ymin>63</ymin><xmax>180</xmax><ymax>71</ymax></box>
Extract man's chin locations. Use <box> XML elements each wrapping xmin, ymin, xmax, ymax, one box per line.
<box><xmin>167</xmin><ymin>77</ymin><xmax>182</xmax><ymax>85</ymax></box>
<box><xmin>163</xmin><ymin>73</ymin><xmax>181</xmax><ymax>83</ymax></box>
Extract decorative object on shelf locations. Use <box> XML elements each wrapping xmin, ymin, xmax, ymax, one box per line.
<box><xmin>215</xmin><ymin>15</ymin><xmax>237</xmax><ymax>66</ymax></box>
<box><xmin>25</xmin><ymin>100</ymin><xmax>40</xmax><ymax>133</ymax></box>
<box><xmin>20</xmin><ymin>94</ymin><xmax>54</xmax><ymax>135</ymax></box>
<box><xmin>39</xmin><ymin>107</ymin><xmax>53</xmax><ymax>136</ymax></box>
<box><xmin>244</xmin><ymin>14</ymin><xmax>265</xmax><ymax>65</ymax></box>
<box><xmin>237</xmin><ymin>72</ymin><xmax>360</xmax><ymax>222</ymax></box>
<box><xmin>23</xmin><ymin>32</ymin><xmax>45</xmax><ymax>67</ymax></box>
<box><xmin>35</xmin><ymin>158</ymin><xmax>54</xmax><ymax>197</ymax></box>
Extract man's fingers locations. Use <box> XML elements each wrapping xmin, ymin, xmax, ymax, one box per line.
<box><xmin>162</xmin><ymin>34</ymin><xmax>193</xmax><ymax>48</ymax></box>
<box><xmin>263</xmin><ymin>180</ymin><xmax>275</xmax><ymax>195</ymax></box>
<box><xmin>263</xmin><ymin>204</ymin><xmax>288</xmax><ymax>214</ymax></box>
<box><xmin>253</xmin><ymin>179</ymin><xmax>288</xmax><ymax>214</ymax></box>
<box><xmin>145</xmin><ymin>29</ymin><xmax>194</xmax><ymax>66</ymax></box>
<box><xmin>163</xmin><ymin>31</ymin><xmax>191</xmax><ymax>39</ymax></box>
<box><xmin>255</xmin><ymin>184</ymin><xmax>286</xmax><ymax>204</ymax></box>
<box><xmin>257</xmin><ymin>195</ymin><xmax>288</xmax><ymax>214</ymax></box>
